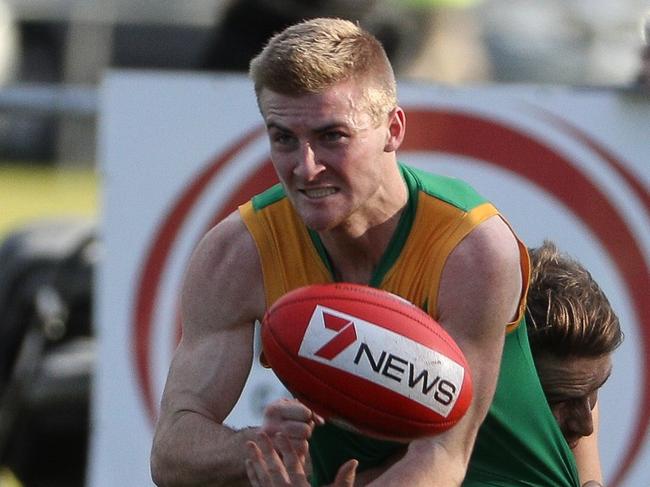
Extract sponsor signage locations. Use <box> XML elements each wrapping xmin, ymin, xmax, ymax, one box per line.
<box><xmin>93</xmin><ymin>72</ymin><xmax>649</xmax><ymax>487</ymax></box>
<box><xmin>298</xmin><ymin>305</ymin><xmax>464</xmax><ymax>416</ymax></box>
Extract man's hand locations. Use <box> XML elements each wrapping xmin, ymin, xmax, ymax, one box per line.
<box><xmin>245</xmin><ymin>432</ymin><xmax>358</xmax><ymax>487</ymax></box>
<box><xmin>260</xmin><ymin>398</ymin><xmax>324</xmax><ymax>458</ymax></box>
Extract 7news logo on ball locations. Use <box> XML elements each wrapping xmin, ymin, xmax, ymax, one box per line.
<box><xmin>298</xmin><ymin>305</ymin><xmax>465</xmax><ymax>418</ymax></box>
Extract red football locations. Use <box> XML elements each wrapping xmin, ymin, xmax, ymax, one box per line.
<box><xmin>261</xmin><ymin>282</ymin><xmax>473</xmax><ymax>441</ymax></box>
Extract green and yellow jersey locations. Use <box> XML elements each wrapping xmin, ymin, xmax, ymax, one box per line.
<box><xmin>239</xmin><ymin>164</ymin><xmax>580</xmax><ymax>487</ymax></box>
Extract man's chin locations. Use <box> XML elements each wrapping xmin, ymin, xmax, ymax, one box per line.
<box><xmin>295</xmin><ymin>207</ymin><xmax>342</xmax><ymax>233</ymax></box>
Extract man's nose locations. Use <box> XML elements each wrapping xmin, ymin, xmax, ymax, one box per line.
<box><xmin>293</xmin><ymin>142</ymin><xmax>324</xmax><ymax>180</ymax></box>
<box><xmin>567</xmin><ymin>400</ymin><xmax>594</xmax><ymax>438</ymax></box>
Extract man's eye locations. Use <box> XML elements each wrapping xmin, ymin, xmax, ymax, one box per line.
<box><xmin>322</xmin><ymin>131</ymin><xmax>345</xmax><ymax>142</ymax></box>
<box><xmin>272</xmin><ymin>133</ymin><xmax>295</xmax><ymax>146</ymax></box>
<box><xmin>551</xmin><ymin>395</ymin><xmax>593</xmax><ymax>411</ymax></box>
<box><xmin>548</xmin><ymin>396</ymin><xmax>578</xmax><ymax>408</ymax></box>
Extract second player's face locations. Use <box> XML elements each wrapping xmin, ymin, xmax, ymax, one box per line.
<box><xmin>536</xmin><ymin>353</ymin><xmax>612</xmax><ymax>449</ymax></box>
<box><xmin>259</xmin><ymin>80</ymin><xmax>397</xmax><ymax>233</ymax></box>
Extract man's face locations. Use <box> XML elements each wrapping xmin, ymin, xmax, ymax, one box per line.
<box><xmin>258</xmin><ymin>80</ymin><xmax>401</xmax><ymax>233</ymax></box>
<box><xmin>535</xmin><ymin>353</ymin><xmax>612</xmax><ymax>449</ymax></box>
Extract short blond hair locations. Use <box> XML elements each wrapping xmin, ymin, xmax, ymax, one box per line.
<box><xmin>526</xmin><ymin>241</ymin><xmax>623</xmax><ymax>358</ymax></box>
<box><xmin>249</xmin><ymin>17</ymin><xmax>397</xmax><ymax>122</ymax></box>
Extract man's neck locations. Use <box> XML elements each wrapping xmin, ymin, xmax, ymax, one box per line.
<box><xmin>319</xmin><ymin>197</ymin><xmax>407</xmax><ymax>284</ymax></box>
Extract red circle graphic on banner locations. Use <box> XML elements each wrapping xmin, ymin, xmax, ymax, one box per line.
<box><xmin>133</xmin><ymin>108</ymin><xmax>649</xmax><ymax>487</ymax></box>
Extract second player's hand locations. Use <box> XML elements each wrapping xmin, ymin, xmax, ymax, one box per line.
<box><xmin>260</xmin><ymin>398</ymin><xmax>324</xmax><ymax>458</ymax></box>
<box><xmin>246</xmin><ymin>432</ymin><xmax>357</xmax><ymax>487</ymax></box>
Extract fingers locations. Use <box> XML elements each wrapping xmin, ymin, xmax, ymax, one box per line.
<box><xmin>275</xmin><ymin>421</ymin><xmax>315</xmax><ymax>440</ymax></box>
<box><xmin>273</xmin><ymin>432</ymin><xmax>308</xmax><ymax>476</ymax></box>
<box><xmin>261</xmin><ymin>398</ymin><xmax>325</xmax><ymax>449</ymax></box>
<box><xmin>246</xmin><ymin>433</ymin><xmax>290</xmax><ymax>486</ymax></box>
<box><xmin>245</xmin><ymin>431</ymin><xmax>311</xmax><ymax>487</ymax></box>
<box><xmin>245</xmin><ymin>429</ymin><xmax>357</xmax><ymax>487</ymax></box>
<box><xmin>245</xmin><ymin>456</ymin><xmax>261</xmax><ymax>487</ymax></box>
<box><xmin>265</xmin><ymin>398</ymin><xmax>324</xmax><ymax>425</ymax></box>
<box><xmin>245</xmin><ymin>440</ymin><xmax>266</xmax><ymax>487</ymax></box>
<box><xmin>308</xmin><ymin>407</ymin><xmax>326</xmax><ymax>426</ymax></box>
<box><xmin>334</xmin><ymin>459</ymin><xmax>358</xmax><ymax>487</ymax></box>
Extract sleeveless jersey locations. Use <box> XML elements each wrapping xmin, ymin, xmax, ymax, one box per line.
<box><xmin>239</xmin><ymin>164</ymin><xmax>580</xmax><ymax>487</ymax></box>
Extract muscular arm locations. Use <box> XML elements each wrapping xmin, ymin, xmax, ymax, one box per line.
<box><xmin>150</xmin><ymin>213</ymin><xmax>265</xmax><ymax>486</ymax></box>
<box><xmin>368</xmin><ymin>216</ymin><xmax>524</xmax><ymax>486</ymax></box>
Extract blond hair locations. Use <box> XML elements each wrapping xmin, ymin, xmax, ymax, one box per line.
<box><xmin>526</xmin><ymin>241</ymin><xmax>623</xmax><ymax>358</ymax></box>
<box><xmin>249</xmin><ymin>17</ymin><xmax>397</xmax><ymax>122</ymax></box>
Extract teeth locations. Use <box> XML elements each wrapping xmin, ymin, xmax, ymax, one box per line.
<box><xmin>303</xmin><ymin>188</ymin><xmax>337</xmax><ymax>198</ymax></box>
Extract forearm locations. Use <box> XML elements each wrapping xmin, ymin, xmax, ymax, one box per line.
<box><xmin>151</xmin><ymin>411</ymin><xmax>257</xmax><ymax>487</ymax></box>
<box><xmin>367</xmin><ymin>439</ymin><xmax>467</xmax><ymax>487</ymax></box>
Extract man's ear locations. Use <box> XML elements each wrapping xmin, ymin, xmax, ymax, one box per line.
<box><xmin>384</xmin><ymin>107</ymin><xmax>406</xmax><ymax>153</ymax></box>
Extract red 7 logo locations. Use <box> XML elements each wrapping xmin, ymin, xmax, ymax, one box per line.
<box><xmin>314</xmin><ymin>311</ymin><xmax>358</xmax><ymax>360</ymax></box>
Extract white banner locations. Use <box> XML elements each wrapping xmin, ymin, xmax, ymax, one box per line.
<box><xmin>91</xmin><ymin>71</ymin><xmax>650</xmax><ymax>487</ymax></box>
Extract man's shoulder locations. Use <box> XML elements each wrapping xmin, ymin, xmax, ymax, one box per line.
<box><xmin>401</xmin><ymin>164</ymin><xmax>489</xmax><ymax>212</ymax></box>
<box><xmin>453</xmin><ymin>216</ymin><xmax>521</xmax><ymax>272</ymax></box>
<box><xmin>186</xmin><ymin>212</ymin><xmax>262</xmax><ymax>299</ymax></box>
<box><xmin>181</xmin><ymin>211</ymin><xmax>265</xmax><ymax>332</ymax></box>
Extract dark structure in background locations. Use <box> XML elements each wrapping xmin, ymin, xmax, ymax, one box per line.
<box><xmin>1</xmin><ymin>0</ymin><xmax>430</xmax><ymax>164</ymax></box>
<box><xmin>2</xmin><ymin>0</ymin><xmax>648</xmax><ymax>164</ymax></box>
<box><xmin>0</xmin><ymin>21</ymin><xmax>66</xmax><ymax>162</ymax></box>
<box><xmin>0</xmin><ymin>219</ymin><xmax>96</xmax><ymax>487</ymax></box>
<box><xmin>198</xmin><ymin>0</ymin><xmax>428</xmax><ymax>74</ymax></box>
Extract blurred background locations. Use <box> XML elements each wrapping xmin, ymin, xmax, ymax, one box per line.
<box><xmin>0</xmin><ymin>0</ymin><xmax>648</xmax><ymax>168</ymax></box>
<box><xmin>0</xmin><ymin>0</ymin><xmax>648</xmax><ymax>486</ymax></box>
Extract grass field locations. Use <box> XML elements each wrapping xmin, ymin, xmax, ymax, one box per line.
<box><xmin>0</xmin><ymin>468</ymin><xmax>21</xmax><ymax>487</ymax></box>
<box><xmin>0</xmin><ymin>164</ymin><xmax>98</xmax><ymax>239</ymax></box>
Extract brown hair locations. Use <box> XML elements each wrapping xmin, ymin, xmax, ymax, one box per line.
<box><xmin>248</xmin><ymin>17</ymin><xmax>397</xmax><ymax>122</ymax></box>
<box><xmin>526</xmin><ymin>241</ymin><xmax>623</xmax><ymax>358</ymax></box>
